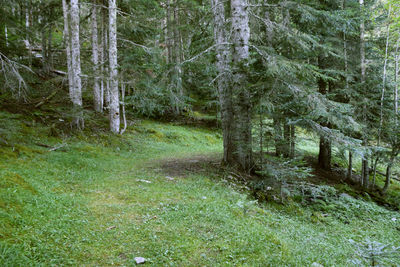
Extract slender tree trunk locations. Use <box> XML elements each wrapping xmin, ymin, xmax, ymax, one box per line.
<box><xmin>25</xmin><ymin>5</ymin><xmax>32</xmax><ymax>67</ymax></box>
<box><xmin>394</xmin><ymin>36</ymin><xmax>399</xmax><ymax>136</ymax></box>
<box><xmin>99</xmin><ymin>1</ymin><xmax>105</xmax><ymax>111</ymax></box>
<box><xmin>120</xmin><ymin>81</ymin><xmax>127</xmax><ymax>135</ymax></box>
<box><xmin>342</xmin><ymin>0</ymin><xmax>352</xmax><ymax>181</ymax></box>
<box><xmin>173</xmin><ymin>0</ymin><xmax>183</xmax><ymax>107</ymax></box>
<box><xmin>70</xmin><ymin>0</ymin><xmax>83</xmax><ymax>129</ymax></box>
<box><xmin>103</xmin><ymin>1</ymin><xmax>110</xmax><ymax>108</ymax></box>
<box><xmin>62</xmin><ymin>0</ymin><xmax>74</xmax><ymax>101</ymax></box>
<box><xmin>211</xmin><ymin>0</ymin><xmax>235</xmax><ymax>165</ymax></box>
<box><xmin>378</xmin><ymin>5</ymin><xmax>391</xmax><ymax>145</ymax></box>
<box><xmin>290</xmin><ymin>125</ymin><xmax>295</xmax><ymax>158</ymax></box>
<box><xmin>166</xmin><ymin>0</ymin><xmax>173</xmax><ymax>64</ymax></box>
<box><xmin>108</xmin><ymin>0</ymin><xmax>120</xmax><ymax>133</ymax></box>
<box><xmin>92</xmin><ymin>0</ymin><xmax>101</xmax><ymax>112</ymax></box>
<box><xmin>231</xmin><ymin>0</ymin><xmax>252</xmax><ymax>172</ymax></box>
<box><xmin>259</xmin><ymin>113</ymin><xmax>264</xmax><ymax>170</ymax></box>
<box><xmin>70</xmin><ymin>0</ymin><xmax>82</xmax><ymax>106</ymax></box>
<box><xmin>347</xmin><ymin>151</ymin><xmax>353</xmax><ymax>181</ymax></box>
<box><xmin>360</xmin><ymin>0</ymin><xmax>368</xmax><ymax>189</ymax></box>
<box><xmin>342</xmin><ymin>0</ymin><xmax>349</xmax><ymax>92</ymax></box>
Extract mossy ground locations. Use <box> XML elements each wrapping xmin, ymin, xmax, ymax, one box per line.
<box><xmin>0</xmin><ymin>111</ymin><xmax>399</xmax><ymax>266</ymax></box>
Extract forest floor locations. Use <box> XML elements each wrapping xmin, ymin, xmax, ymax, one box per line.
<box><xmin>1</xmin><ymin>110</ymin><xmax>400</xmax><ymax>266</ymax></box>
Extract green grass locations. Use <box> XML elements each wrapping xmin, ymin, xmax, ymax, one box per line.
<box><xmin>1</xmin><ymin>111</ymin><xmax>400</xmax><ymax>266</ymax></box>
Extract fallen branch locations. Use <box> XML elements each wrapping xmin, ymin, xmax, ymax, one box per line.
<box><xmin>49</xmin><ymin>144</ymin><xmax>66</xmax><ymax>152</ymax></box>
<box><xmin>36</xmin><ymin>143</ymin><xmax>52</xmax><ymax>148</ymax></box>
<box><xmin>34</xmin><ymin>88</ymin><xmax>61</xmax><ymax>108</ymax></box>
<box><xmin>51</xmin><ymin>69</ymin><xmax>67</xmax><ymax>76</ymax></box>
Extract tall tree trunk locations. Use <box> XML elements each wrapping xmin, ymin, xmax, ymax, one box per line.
<box><xmin>394</xmin><ymin>36</ymin><xmax>399</xmax><ymax>138</ymax></box>
<box><xmin>92</xmin><ymin>0</ymin><xmax>101</xmax><ymax>112</ymax></box>
<box><xmin>108</xmin><ymin>0</ymin><xmax>119</xmax><ymax>133</ymax></box>
<box><xmin>103</xmin><ymin>1</ymin><xmax>110</xmax><ymax>108</ymax></box>
<box><xmin>231</xmin><ymin>0</ymin><xmax>252</xmax><ymax>172</ymax></box>
<box><xmin>211</xmin><ymin>0</ymin><xmax>235</xmax><ymax>165</ymax></box>
<box><xmin>25</xmin><ymin>5</ymin><xmax>32</xmax><ymax>67</ymax></box>
<box><xmin>360</xmin><ymin>0</ymin><xmax>368</xmax><ymax>189</ymax></box>
<box><xmin>166</xmin><ymin>0</ymin><xmax>173</xmax><ymax>64</ymax></box>
<box><xmin>62</xmin><ymin>0</ymin><xmax>74</xmax><ymax>101</ymax></box>
<box><xmin>173</xmin><ymin>0</ymin><xmax>183</xmax><ymax>106</ymax></box>
<box><xmin>342</xmin><ymin>0</ymin><xmax>349</xmax><ymax>92</ymax></box>
<box><xmin>378</xmin><ymin>5</ymin><xmax>391</xmax><ymax>145</ymax></box>
<box><xmin>70</xmin><ymin>0</ymin><xmax>83</xmax><ymax>129</ymax></box>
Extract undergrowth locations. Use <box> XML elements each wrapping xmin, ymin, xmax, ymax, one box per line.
<box><xmin>1</xmin><ymin>110</ymin><xmax>399</xmax><ymax>266</ymax></box>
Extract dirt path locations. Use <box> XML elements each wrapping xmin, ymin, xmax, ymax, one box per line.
<box><xmin>153</xmin><ymin>153</ymin><xmax>222</xmax><ymax>177</ymax></box>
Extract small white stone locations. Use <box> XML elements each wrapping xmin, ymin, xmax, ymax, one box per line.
<box><xmin>165</xmin><ymin>176</ymin><xmax>175</xmax><ymax>181</ymax></box>
<box><xmin>202</xmin><ymin>196</ymin><xmax>207</xmax><ymax>200</ymax></box>
<box><xmin>134</xmin><ymin>257</ymin><xmax>146</xmax><ymax>264</ymax></box>
<box><xmin>137</xmin><ymin>179</ymin><xmax>152</xmax><ymax>184</ymax></box>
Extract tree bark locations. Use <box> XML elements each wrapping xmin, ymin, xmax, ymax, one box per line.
<box><xmin>62</xmin><ymin>0</ymin><xmax>74</xmax><ymax>101</ymax></box>
<box><xmin>173</xmin><ymin>0</ymin><xmax>183</xmax><ymax>105</ymax></box>
<box><xmin>211</xmin><ymin>0</ymin><xmax>235</xmax><ymax>165</ymax></box>
<box><xmin>231</xmin><ymin>0</ymin><xmax>252</xmax><ymax>172</ymax></box>
<box><xmin>92</xmin><ymin>0</ymin><xmax>102</xmax><ymax>112</ymax></box>
<box><xmin>70</xmin><ymin>0</ymin><xmax>83</xmax><ymax>129</ymax></box>
<box><xmin>120</xmin><ymin>81</ymin><xmax>127</xmax><ymax>135</ymax></box>
<box><xmin>108</xmin><ymin>0</ymin><xmax>120</xmax><ymax>133</ymax></box>
<box><xmin>103</xmin><ymin>1</ymin><xmax>110</xmax><ymax>108</ymax></box>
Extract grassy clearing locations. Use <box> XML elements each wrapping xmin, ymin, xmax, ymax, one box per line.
<box><xmin>1</xmin><ymin>111</ymin><xmax>400</xmax><ymax>266</ymax></box>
